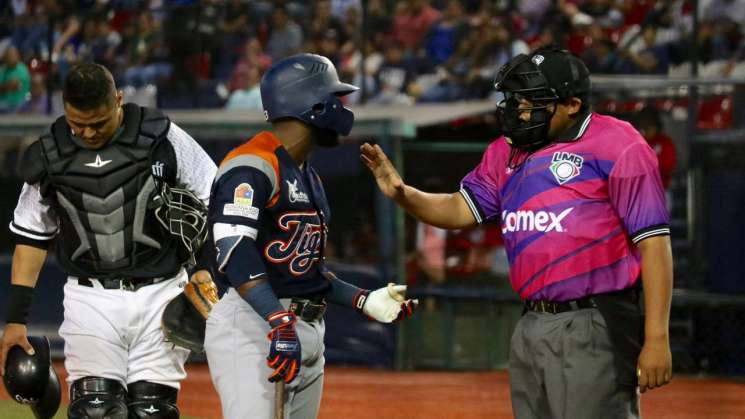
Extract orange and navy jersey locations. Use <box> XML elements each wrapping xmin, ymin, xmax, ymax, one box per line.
<box><xmin>207</xmin><ymin>131</ymin><xmax>331</xmax><ymax>297</ymax></box>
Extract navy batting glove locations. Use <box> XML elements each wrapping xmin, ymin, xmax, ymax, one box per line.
<box><xmin>266</xmin><ymin>311</ymin><xmax>301</xmax><ymax>383</ymax></box>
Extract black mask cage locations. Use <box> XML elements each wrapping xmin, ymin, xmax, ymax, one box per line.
<box><xmin>494</xmin><ymin>54</ymin><xmax>559</xmax><ymax>151</ymax></box>
<box><xmin>154</xmin><ymin>183</ymin><xmax>208</xmax><ymax>267</ymax></box>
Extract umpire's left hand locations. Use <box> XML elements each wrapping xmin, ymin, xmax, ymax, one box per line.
<box><xmin>636</xmin><ymin>336</ymin><xmax>672</xmax><ymax>393</ymax></box>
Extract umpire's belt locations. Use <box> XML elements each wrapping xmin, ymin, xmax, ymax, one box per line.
<box><xmin>525</xmin><ymin>296</ymin><xmax>597</xmax><ymax>314</ymax></box>
<box><xmin>288</xmin><ymin>298</ymin><xmax>326</xmax><ymax>322</ymax></box>
<box><xmin>75</xmin><ymin>276</ymin><xmax>168</xmax><ymax>292</ymax></box>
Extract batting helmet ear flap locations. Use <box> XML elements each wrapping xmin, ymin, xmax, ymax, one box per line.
<box><xmin>2</xmin><ymin>336</ymin><xmax>62</xmax><ymax>419</ymax></box>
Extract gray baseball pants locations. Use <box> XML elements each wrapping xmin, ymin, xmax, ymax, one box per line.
<box><xmin>509</xmin><ymin>308</ymin><xmax>641</xmax><ymax>419</ymax></box>
<box><xmin>205</xmin><ymin>289</ymin><xmax>325</xmax><ymax>419</ymax></box>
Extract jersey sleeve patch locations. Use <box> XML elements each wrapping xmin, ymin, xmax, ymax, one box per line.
<box><xmin>222</xmin><ymin>183</ymin><xmax>260</xmax><ymax>219</ymax></box>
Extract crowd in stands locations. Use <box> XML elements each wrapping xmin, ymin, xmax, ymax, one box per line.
<box><xmin>3</xmin><ymin>0</ymin><xmax>744</xmax><ymax>113</ymax></box>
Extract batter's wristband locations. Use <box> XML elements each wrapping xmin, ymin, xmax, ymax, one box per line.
<box><xmin>324</xmin><ymin>277</ymin><xmax>369</xmax><ymax>312</ymax></box>
<box><xmin>242</xmin><ymin>280</ymin><xmax>284</xmax><ymax>321</ymax></box>
<box><xmin>6</xmin><ymin>284</ymin><xmax>34</xmax><ymax>324</ymax></box>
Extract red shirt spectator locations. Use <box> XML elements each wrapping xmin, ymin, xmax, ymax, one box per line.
<box><xmin>645</xmin><ymin>132</ymin><xmax>677</xmax><ymax>189</ymax></box>
<box><xmin>445</xmin><ymin>225</ymin><xmax>503</xmax><ymax>279</ymax></box>
<box><xmin>391</xmin><ymin>0</ymin><xmax>441</xmax><ymax>50</ymax></box>
<box><xmin>635</xmin><ymin>106</ymin><xmax>677</xmax><ymax>188</ymax></box>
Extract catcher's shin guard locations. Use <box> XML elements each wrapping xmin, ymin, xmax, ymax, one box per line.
<box><xmin>68</xmin><ymin>377</ymin><xmax>128</xmax><ymax>419</ymax></box>
<box><xmin>127</xmin><ymin>381</ymin><xmax>180</xmax><ymax>419</ymax></box>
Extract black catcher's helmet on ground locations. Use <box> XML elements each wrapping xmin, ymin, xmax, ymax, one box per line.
<box><xmin>494</xmin><ymin>46</ymin><xmax>591</xmax><ymax>151</ymax></box>
<box><xmin>2</xmin><ymin>336</ymin><xmax>61</xmax><ymax>419</ymax></box>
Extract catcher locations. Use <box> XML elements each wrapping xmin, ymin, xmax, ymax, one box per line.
<box><xmin>0</xmin><ymin>62</ymin><xmax>218</xmax><ymax>419</ymax></box>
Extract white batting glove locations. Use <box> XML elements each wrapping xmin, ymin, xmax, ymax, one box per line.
<box><xmin>361</xmin><ymin>283</ymin><xmax>418</xmax><ymax>323</ymax></box>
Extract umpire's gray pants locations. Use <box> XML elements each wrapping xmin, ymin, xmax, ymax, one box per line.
<box><xmin>509</xmin><ymin>308</ymin><xmax>640</xmax><ymax>419</ymax></box>
<box><xmin>205</xmin><ymin>289</ymin><xmax>325</xmax><ymax>419</ymax></box>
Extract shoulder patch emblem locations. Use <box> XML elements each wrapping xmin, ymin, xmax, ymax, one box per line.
<box><xmin>224</xmin><ymin>183</ymin><xmax>259</xmax><ymax>219</ymax></box>
<box><xmin>550</xmin><ymin>152</ymin><xmax>584</xmax><ymax>185</ymax></box>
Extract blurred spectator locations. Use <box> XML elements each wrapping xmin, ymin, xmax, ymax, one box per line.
<box><xmin>702</xmin><ymin>0</ymin><xmax>745</xmax><ymax>26</ymax></box>
<box><xmin>18</xmin><ymin>72</ymin><xmax>47</xmax><ymax>114</ymax></box>
<box><xmin>215</xmin><ymin>0</ymin><xmax>257</xmax><ymax>80</ymax></box>
<box><xmin>195</xmin><ymin>0</ymin><xmax>222</xmax><ymax>61</ymax></box>
<box><xmin>120</xmin><ymin>11</ymin><xmax>171</xmax><ymax>88</ymax></box>
<box><xmin>331</xmin><ymin>0</ymin><xmax>361</xmax><ymax>20</ymax></box>
<box><xmin>391</xmin><ymin>0</ymin><xmax>441</xmax><ymax>50</ymax></box>
<box><xmin>576</xmin><ymin>0</ymin><xmax>624</xmax><ymax>29</ymax></box>
<box><xmin>423</xmin><ymin>0</ymin><xmax>470</xmax><ymax>67</ymax></box>
<box><xmin>341</xmin><ymin>216</ymin><xmax>379</xmax><ymax>264</ymax></box>
<box><xmin>455</xmin><ymin>16</ymin><xmax>528</xmax><ymax>100</ymax></box>
<box><xmin>445</xmin><ymin>225</ymin><xmax>504</xmax><ymax>282</ymax></box>
<box><xmin>9</xmin><ymin>0</ymin><xmax>48</xmax><ymax>60</ymax></box>
<box><xmin>265</xmin><ymin>5</ymin><xmax>304</xmax><ymax>60</ymax></box>
<box><xmin>0</xmin><ymin>45</ymin><xmax>31</xmax><ymax>112</ymax></box>
<box><xmin>618</xmin><ymin>25</ymin><xmax>670</xmax><ymax>73</ymax></box>
<box><xmin>228</xmin><ymin>37</ymin><xmax>272</xmax><ymax>92</ymax></box>
<box><xmin>530</xmin><ymin>21</ymin><xmax>571</xmax><ymax>50</ymax></box>
<box><xmin>71</xmin><ymin>17</ymin><xmax>120</xmax><ymax>69</ymax></box>
<box><xmin>225</xmin><ymin>64</ymin><xmax>262</xmax><ymax>111</ymax></box>
<box><xmin>340</xmin><ymin>39</ymin><xmax>383</xmax><ymax>105</ymax></box>
<box><xmin>341</xmin><ymin>5</ymin><xmax>361</xmax><ymax>48</ymax></box>
<box><xmin>369</xmin><ymin>40</ymin><xmax>416</xmax><ymax>105</ymax></box>
<box><xmin>367</xmin><ymin>0</ymin><xmax>394</xmax><ymax>48</ymax></box>
<box><xmin>93</xmin><ymin>18</ymin><xmax>122</xmax><ymax>69</ymax></box>
<box><xmin>415</xmin><ymin>222</ymin><xmax>447</xmax><ymax>284</ymax></box>
<box><xmin>518</xmin><ymin>0</ymin><xmax>554</xmax><ymax>38</ymax></box>
<box><xmin>47</xmin><ymin>2</ymin><xmax>82</xmax><ymax>66</ymax></box>
<box><xmin>308</xmin><ymin>0</ymin><xmax>349</xmax><ymax>49</ymax></box>
<box><xmin>315</xmin><ymin>29</ymin><xmax>343</xmax><ymax>67</ymax></box>
<box><xmin>0</xmin><ymin>0</ymin><xmax>729</xmax><ymax>107</ymax></box>
<box><xmin>582</xmin><ymin>38</ymin><xmax>620</xmax><ymax>73</ymax></box>
<box><xmin>412</xmin><ymin>177</ymin><xmax>448</xmax><ymax>285</ymax></box>
<box><xmin>635</xmin><ymin>106</ymin><xmax>677</xmax><ymax>189</ymax></box>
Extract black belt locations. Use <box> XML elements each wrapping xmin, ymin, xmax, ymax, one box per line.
<box><xmin>525</xmin><ymin>296</ymin><xmax>597</xmax><ymax>314</ymax></box>
<box><xmin>76</xmin><ymin>276</ymin><xmax>167</xmax><ymax>292</ymax></box>
<box><xmin>288</xmin><ymin>298</ymin><xmax>326</xmax><ymax>322</ymax></box>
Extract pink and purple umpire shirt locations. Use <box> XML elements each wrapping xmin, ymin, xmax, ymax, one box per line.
<box><xmin>460</xmin><ymin>111</ymin><xmax>670</xmax><ymax>302</ymax></box>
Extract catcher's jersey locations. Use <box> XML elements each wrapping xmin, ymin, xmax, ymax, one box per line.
<box><xmin>208</xmin><ymin>131</ymin><xmax>330</xmax><ymax>297</ymax></box>
<box><xmin>460</xmin><ymin>111</ymin><xmax>670</xmax><ymax>302</ymax></box>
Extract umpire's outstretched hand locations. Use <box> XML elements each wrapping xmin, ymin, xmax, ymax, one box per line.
<box><xmin>361</xmin><ymin>143</ymin><xmax>406</xmax><ymax>202</ymax></box>
<box><xmin>637</xmin><ymin>336</ymin><xmax>672</xmax><ymax>393</ymax></box>
<box><xmin>0</xmin><ymin>324</ymin><xmax>34</xmax><ymax>376</ymax></box>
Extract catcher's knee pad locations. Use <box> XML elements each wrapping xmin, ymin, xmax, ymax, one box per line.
<box><xmin>127</xmin><ymin>381</ymin><xmax>180</xmax><ymax>419</ymax></box>
<box><xmin>68</xmin><ymin>376</ymin><xmax>128</xmax><ymax>419</ymax></box>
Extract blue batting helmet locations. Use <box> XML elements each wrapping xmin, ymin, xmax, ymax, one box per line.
<box><xmin>261</xmin><ymin>53</ymin><xmax>359</xmax><ymax>136</ymax></box>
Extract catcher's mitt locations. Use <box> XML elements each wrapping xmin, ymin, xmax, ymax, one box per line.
<box><xmin>162</xmin><ymin>272</ymin><xmax>219</xmax><ymax>353</ymax></box>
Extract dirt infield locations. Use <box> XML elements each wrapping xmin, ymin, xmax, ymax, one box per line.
<box><xmin>2</xmin><ymin>362</ymin><xmax>744</xmax><ymax>418</ymax></box>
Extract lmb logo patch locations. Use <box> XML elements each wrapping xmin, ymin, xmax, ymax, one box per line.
<box><xmin>550</xmin><ymin>152</ymin><xmax>584</xmax><ymax>184</ymax></box>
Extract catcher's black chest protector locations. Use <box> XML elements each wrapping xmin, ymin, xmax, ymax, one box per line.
<box><xmin>27</xmin><ymin>104</ymin><xmax>183</xmax><ymax>279</ymax></box>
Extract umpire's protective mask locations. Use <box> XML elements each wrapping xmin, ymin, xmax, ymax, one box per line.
<box><xmin>494</xmin><ymin>54</ymin><xmax>559</xmax><ymax>151</ymax></box>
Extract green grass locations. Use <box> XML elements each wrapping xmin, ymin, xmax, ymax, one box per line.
<box><xmin>0</xmin><ymin>400</ymin><xmax>202</xmax><ymax>419</ymax></box>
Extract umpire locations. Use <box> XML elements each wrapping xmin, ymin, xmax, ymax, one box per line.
<box><xmin>361</xmin><ymin>46</ymin><xmax>673</xmax><ymax>418</ymax></box>
<box><xmin>0</xmin><ymin>63</ymin><xmax>216</xmax><ymax>418</ymax></box>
